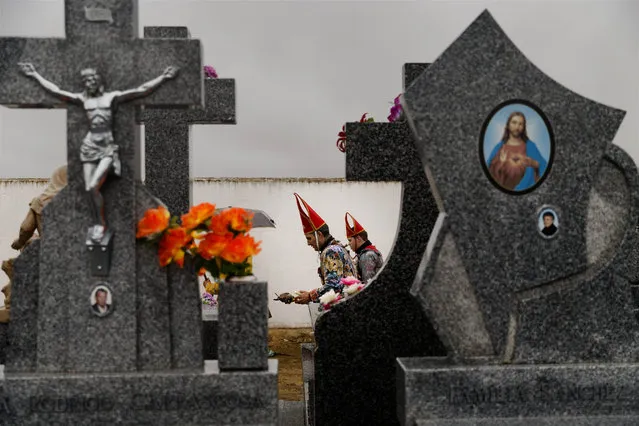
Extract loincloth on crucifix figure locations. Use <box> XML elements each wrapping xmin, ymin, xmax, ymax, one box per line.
<box><xmin>18</xmin><ymin>63</ymin><xmax>178</xmax><ymax>243</ymax></box>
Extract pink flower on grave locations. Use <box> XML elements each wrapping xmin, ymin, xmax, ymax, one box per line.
<box><xmin>340</xmin><ymin>276</ymin><xmax>361</xmax><ymax>286</ymax></box>
<box><xmin>319</xmin><ymin>290</ymin><xmax>344</xmax><ymax>311</ymax></box>
<box><xmin>204</xmin><ymin>65</ymin><xmax>218</xmax><ymax>79</ymax></box>
<box><xmin>388</xmin><ymin>94</ymin><xmax>404</xmax><ymax>122</ymax></box>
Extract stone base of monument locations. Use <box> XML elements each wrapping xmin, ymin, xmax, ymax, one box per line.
<box><xmin>398</xmin><ymin>358</ymin><xmax>639</xmax><ymax>426</ymax></box>
<box><xmin>301</xmin><ymin>342</ymin><xmax>315</xmax><ymax>426</ymax></box>
<box><xmin>0</xmin><ymin>360</ymin><xmax>278</xmax><ymax>425</ymax></box>
<box><xmin>202</xmin><ymin>309</ymin><xmax>219</xmax><ymax>360</ymax></box>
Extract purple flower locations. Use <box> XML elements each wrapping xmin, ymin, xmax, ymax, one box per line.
<box><xmin>201</xmin><ymin>292</ymin><xmax>217</xmax><ymax>305</ymax></box>
<box><xmin>204</xmin><ymin>65</ymin><xmax>218</xmax><ymax>79</ymax></box>
<box><xmin>388</xmin><ymin>94</ymin><xmax>404</xmax><ymax>122</ymax></box>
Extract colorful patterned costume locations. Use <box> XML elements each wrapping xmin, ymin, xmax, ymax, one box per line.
<box><xmin>314</xmin><ymin>237</ymin><xmax>357</xmax><ymax>301</ymax></box>
<box><xmin>345</xmin><ymin>212</ymin><xmax>384</xmax><ymax>283</ymax></box>
<box><xmin>294</xmin><ymin>193</ymin><xmax>356</xmax><ymax>303</ymax></box>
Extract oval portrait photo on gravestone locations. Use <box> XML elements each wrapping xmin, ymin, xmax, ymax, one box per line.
<box><xmin>480</xmin><ymin>100</ymin><xmax>554</xmax><ymax>194</ymax></box>
<box><xmin>90</xmin><ymin>284</ymin><xmax>114</xmax><ymax>318</ymax></box>
<box><xmin>538</xmin><ymin>207</ymin><xmax>559</xmax><ymax>239</ymax></box>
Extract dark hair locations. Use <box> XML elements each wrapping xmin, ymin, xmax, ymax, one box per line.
<box><xmin>318</xmin><ymin>224</ymin><xmax>331</xmax><ymax>237</ymax></box>
<box><xmin>501</xmin><ymin>111</ymin><xmax>529</xmax><ymax>143</ymax></box>
<box><xmin>357</xmin><ymin>230</ymin><xmax>368</xmax><ymax>240</ymax></box>
<box><xmin>96</xmin><ymin>289</ymin><xmax>108</xmax><ymax>297</ymax></box>
<box><xmin>542</xmin><ymin>212</ymin><xmax>554</xmax><ymax>220</ymax></box>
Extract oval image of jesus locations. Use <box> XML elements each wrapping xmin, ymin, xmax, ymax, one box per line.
<box><xmin>480</xmin><ymin>100</ymin><xmax>554</xmax><ymax>194</ymax></box>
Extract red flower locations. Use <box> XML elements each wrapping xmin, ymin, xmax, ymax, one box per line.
<box><xmin>181</xmin><ymin>202</ymin><xmax>216</xmax><ymax>230</ymax></box>
<box><xmin>336</xmin><ymin>125</ymin><xmax>347</xmax><ymax>153</ymax></box>
<box><xmin>136</xmin><ymin>206</ymin><xmax>170</xmax><ymax>239</ymax></box>
<box><xmin>198</xmin><ymin>233</ymin><xmax>233</xmax><ymax>260</ymax></box>
<box><xmin>220</xmin><ymin>234</ymin><xmax>261</xmax><ymax>263</ymax></box>
<box><xmin>158</xmin><ymin>227</ymin><xmax>192</xmax><ymax>267</ymax></box>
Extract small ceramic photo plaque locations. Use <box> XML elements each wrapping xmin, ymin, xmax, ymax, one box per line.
<box><xmin>538</xmin><ymin>207</ymin><xmax>559</xmax><ymax>238</ymax></box>
<box><xmin>480</xmin><ymin>100</ymin><xmax>554</xmax><ymax>194</ymax></box>
<box><xmin>90</xmin><ymin>284</ymin><xmax>113</xmax><ymax>317</ymax></box>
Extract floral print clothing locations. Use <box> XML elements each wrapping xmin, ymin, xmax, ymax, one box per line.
<box><xmin>310</xmin><ymin>238</ymin><xmax>356</xmax><ymax>302</ymax></box>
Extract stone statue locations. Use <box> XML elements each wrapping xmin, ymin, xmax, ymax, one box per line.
<box><xmin>0</xmin><ymin>258</ymin><xmax>14</xmax><ymax>323</ymax></box>
<box><xmin>18</xmin><ymin>63</ymin><xmax>179</xmax><ymax>242</ymax></box>
<box><xmin>11</xmin><ymin>165</ymin><xmax>67</xmax><ymax>251</ymax></box>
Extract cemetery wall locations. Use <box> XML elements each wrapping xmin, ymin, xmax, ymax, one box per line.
<box><xmin>0</xmin><ymin>178</ymin><xmax>401</xmax><ymax>327</ymax></box>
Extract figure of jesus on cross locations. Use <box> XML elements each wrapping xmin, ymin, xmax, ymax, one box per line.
<box><xmin>18</xmin><ymin>63</ymin><xmax>178</xmax><ymax>242</ymax></box>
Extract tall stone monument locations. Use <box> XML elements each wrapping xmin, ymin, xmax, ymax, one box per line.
<box><xmin>398</xmin><ymin>10</ymin><xmax>639</xmax><ymax>424</ymax></box>
<box><xmin>0</xmin><ymin>1</ymin><xmax>277</xmax><ymax>424</ymax></box>
<box><xmin>306</xmin><ymin>64</ymin><xmax>446</xmax><ymax>426</ymax></box>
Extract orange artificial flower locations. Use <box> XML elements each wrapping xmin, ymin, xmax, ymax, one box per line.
<box><xmin>136</xmin><ymin>206</ymin><xmax>170</xmax><ymax>239</ymax></box>
<box><xmin>220</xmin><ymin>234</ymin><xmax>261</xmax><ymax>264</ymax></box>
<box><xmin>198</xmin><ymin>233</ymin><xmax>233</xmax><ymax>260</ymax></box>
<box><xmin>208</xmin><ymin>211</ymin><xmax>233</xmax><ymax>236</ymax></box>
<box><xmin>181</xmin><ymin>202</ymin><xmax>216</xmax><ymax>230</ymax></box>
<box><xmin>210</xmin><ymin>208</ymin><xmax>254</xmax><ymax>234</ymax></box>
<box><xmin>226</xmin><ymin>208</ymin><xmax>254</xmax><ymax>233</ymax></box>
<box><xmin>158</xmin><ymin>227</ymin><xmax>192</xmax><ymax>267</ymax></box>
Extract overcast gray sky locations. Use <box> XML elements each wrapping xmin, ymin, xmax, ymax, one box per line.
<box><xmin>0</xmin><ymin>0</ymin><xmax>637</xmax><ymax>178</ymax></box>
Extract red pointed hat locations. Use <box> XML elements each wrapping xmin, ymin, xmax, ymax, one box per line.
<box><xmin>294</xmin><ymin>193</ymin><xmax>326</xmax><ymax>234</ymax></box>
<box><xmin>345</xmin><ymin>212</ymin><xmax>366</xmax><ymax>238</ymax></box>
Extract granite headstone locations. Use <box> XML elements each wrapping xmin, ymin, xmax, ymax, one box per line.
<box><xmin>306</xmin><ymin>64</ymin><xmax>446</xmax><ymax>426</ymax></box>
<box><xmin>0</xmin><ymin>1</ymin><xmax>277</xmax><ymax>424</ymax></box>
<box><xmin>138</xmin><ymin>25</ymin><xmax>237</xmax><ymax>362</ymax></box>
<box><xmin>398</xmin><ymin>10</ymin><xmax>639</xmax><ymax>425</ymax></box>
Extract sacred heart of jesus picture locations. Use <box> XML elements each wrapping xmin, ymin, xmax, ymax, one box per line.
<box><xmin>480</xmin><ymin>100</ymin><xmax>554</xmax><ymax>194</ymax></box>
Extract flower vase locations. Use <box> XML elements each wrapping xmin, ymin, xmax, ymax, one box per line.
<box><xmin>218</xmin><ymin>275</ymin><xmax>269</xmax><ymax>370</ymax></box>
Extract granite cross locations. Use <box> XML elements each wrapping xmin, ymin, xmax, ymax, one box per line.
<box><xmin>138</xmin><ymin>26</ymin><xmax>236</xmax><ymax>216</ymax></box>
<box><xmin>0</xmin><ymin>0</ymin><xmax>202</xmax><ymax>373</ymax></box>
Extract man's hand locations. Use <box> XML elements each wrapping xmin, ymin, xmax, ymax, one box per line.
<box><xmin>274</xmin><ymin>293</ymin><xmax>294</xmax><ymax>304</ymax></box>
<box><xmin>11</xmin><ymin>239</ymin><xmax>23</xmax><ymax>251</ymax></box>
<box><xmin>294</xmin><ymin>291</ymin><xmax>311</xmax><ymax>305</ymax></box>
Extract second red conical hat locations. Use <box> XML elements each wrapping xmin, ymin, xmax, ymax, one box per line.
<box><xmin>345</xmin><ymin>212</ymin><xmax>366</xmax><ymax>238</ymax></box>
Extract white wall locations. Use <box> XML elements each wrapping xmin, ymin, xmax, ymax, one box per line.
<box><xmin>0</xmin><ymin>179</ymin><xmax>401</xmax><ymax>326</ymax></box>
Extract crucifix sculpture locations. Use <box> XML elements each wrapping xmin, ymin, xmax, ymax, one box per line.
<box><xmin>18</xmin><ymin>63</ymin><xmax>179</xmax><ymax>242</ymax></box>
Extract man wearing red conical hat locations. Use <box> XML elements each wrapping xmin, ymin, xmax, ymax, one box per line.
<box><xmin>345</xmin><ymin>212</ymin><xmax>384</xmax><ymax>283</ymax></box>
<box><xmin>285</xmin><ymin>193</ymin><xmax>356</xmax><ymax>305</ymax></box>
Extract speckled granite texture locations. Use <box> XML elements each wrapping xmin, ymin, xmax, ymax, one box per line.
<box><xmin>398</xmin><ymin>358</ymin><xmax>639</xmax><ymax>425</ymax></box>
<box><xmin>0</xmin><ymin>0</ymin><xmax>202</xmax><ymax>373</ymax></box>
<box><xmin>416</xmin><ymin>418</ymin><xmax>639</xmax><ymax>426</ymax></box>
<box><xmin>137</xmin><ymin>27</ymin><xmax>235</xmax><ymax>364</ymax></box>
<box><xmin>403</xmin><ymin>9</ymin><xmax>633</xmax><ymax>361</ymax></box>
<box><xmin>5</xmin><ymin>240</ymin><xmax>40</xmax><ymax>373</ymax></box>
<box><xmin>0</xmin><ymin>1</ymin><xmax>276</xmax><ymax>424</ymax></box>
<box><xmin>0</xmin><ymin>360</ymin><xmax>278</xmax><ymax>425</ymax></box>
<box><xmin>218</xmin><ymin>279</ymin><xmax>269</xmax><ymax>371</ymax></box>
<box><xmin>311</xmin><ymin>63</ymin><xmax>446</xmax><ymax>426</ymax></box>
<box><xmin>398</xmin><ymin>9</ymin><xmax>639</xmax><ymax>425</ymax></box>
<box><xmin>138</xmin><ymin>26</ymin><xmax>236</xmax><ymax>216</ymax></box>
